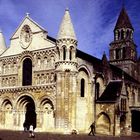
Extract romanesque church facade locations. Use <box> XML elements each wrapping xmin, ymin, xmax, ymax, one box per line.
<box><xmin>0</xmin><ymin>7</ymin><xmax>139</xmax><ymax>136</ymax></box>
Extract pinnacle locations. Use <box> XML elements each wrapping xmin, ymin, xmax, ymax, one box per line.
<box><xmin>0</xmin><ymin>30</ymin><xmax>6</xmax><ymax>54</ymax></box>
<box><xmin>114</xmin><ymin>7</ymin><xmax>133</xmax><ymax>30</ymax></box>
<box><xmin>65</xmin><ymin>8</ymin><xmax>69</xmax><ymax>11</ymax></box>
<box><xmin>57</xmin><ymin>9</ymin><xmax>77</xmax><ymax>40</ymax></box>
<box><xmin>26</xmin><ymin>12</ymin><xmax>30</xmax><ymax>17</ymax></box>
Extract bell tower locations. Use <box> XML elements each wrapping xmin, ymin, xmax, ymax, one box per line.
<box><xmin>109</xmin><ymin>7</ymin><xmax>137</xmax><ymax>77</ymax></box>
<box><xmin>55</xmin><ymin>9</ymin><xmax>78</xmax><ymax>133</ymax></box>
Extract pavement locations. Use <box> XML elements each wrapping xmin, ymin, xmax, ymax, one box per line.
<box><xmin>0</xmin><ymin>130</ymin><xmax>139</xmax><ymax>140</ymax></box>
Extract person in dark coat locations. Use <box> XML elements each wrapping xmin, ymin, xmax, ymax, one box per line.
<box><xmin>88</xmin><ymin>122</ymin><xmax>95</xmax><ymax>136</ymax></box>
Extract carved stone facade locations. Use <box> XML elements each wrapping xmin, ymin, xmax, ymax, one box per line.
<box><xmin>0</xmin><ymin>8</ymin><xmax>140</xmax><ymax>136</ymax></box>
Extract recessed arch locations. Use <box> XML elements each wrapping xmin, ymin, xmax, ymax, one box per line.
<box><xmin>16</xmin><ymin>95</ymin><xmax>36</xmax><ymax>130</ymax></box>
<box><xmin>1</xmin><ymin>99</ymin><xmax>13</xmax><ymax>111</ymax></box>
<box><xmin>78</xmin><ymin>65</ymin><xmax>91</xmax><ymax>78</ymax></box>
<box><xmin>39</xmin><ymin>97</ymin><xmax>55</xmax><ymax>130</ymax></box>
<box><xmin>96</xmin><ymin>75</ymin><xmax>105</xmax><ymax>98</ymax></box>
<box><xmin>96</xmin><ymin>112</ymin><xmax>111</xmax><ymax>135</ymax></box>
<box><xmin>40</xmin><ymin>98</ymin><xmax>54</xmax><ymax>110</ymax></box>
<box><xmin>1</xmin><ymin>99</ymin><xmax>13</xmax><ymax>128</ymax></box>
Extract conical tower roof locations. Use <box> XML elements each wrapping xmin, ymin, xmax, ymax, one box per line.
<box><xmin>115</xmin><ymin>7</ymin><xmax>133</xmax><ymax>30</ymax></box>
<box><xmin>0</xmin><ymin>30</ymin><xmax>6</xmax><ymax>54</ymax></box>
<box><xmin>57</xmin><ymin>9</ymin><xmax>77</xmax><ymax>40</ymax></box>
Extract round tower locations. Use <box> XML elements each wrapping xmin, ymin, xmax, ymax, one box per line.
<box><xmin>55</xmin><ymin>9</ymin><xmax>78</xmax><ymax>133</ymax></box>
<box><xmin>55</xmin><ymin>8</ymin><xmax>78</xmax><ymax>72</ymax></box>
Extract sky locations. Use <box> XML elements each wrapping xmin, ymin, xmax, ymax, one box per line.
<box><xmin>0</xmin><ymin>0</ymin><xmax>140</xmax><ymax>59</ymax></box>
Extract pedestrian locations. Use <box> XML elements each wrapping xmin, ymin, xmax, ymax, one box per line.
<box><xmin>29</xmin><ymin>124</ymin><xmax>35</xmax><ymax>138</ymax></box>
<box><xmin>88</xmin><ymin>122</ymin><xmax>95</xmax><ymax>136</ymax></box>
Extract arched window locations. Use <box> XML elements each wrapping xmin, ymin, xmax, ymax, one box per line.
<box><xmin>126</xmin><ymin>30</ymin><xmax>129</xmax><ymax>39</ymax></box>
<box><xmin>81</xmin><ymin>78</ymin><xmax>85</xmax><ymax>97</ymax></box>
<box><xmin>96</xmin><ymin>82</ymin><xmax>100</xmax><ymax>99</ymax></box>
<box><xmin>115</xmin><ymin>30</ymin><xmax>119</xmax><ymax>40</ymax></box>
<box><xmin>118</xmin><ymin>31</ymin><xmax>120</xmax><ymax>40</ymax></box>
<box><xmin>121</xmin><ymin>30</ymin><xmax>124</xmax><ymax>39</ymax></box>
<box><xmin>132</xmin><ymin>92</ymin><xmax>135</xmax><ymax>105</ymax></box>
<box><xmin>57</xmin><ymin>47</ymin><xmax>60</xmax><ymax>60</ymax></box>
<box><xmin>69</xmin><ymin>47</ymin><xmax>72</xmax><ymax>60</ymax></box>
<box><xmin>116</xmin><ymin>48</ymin><xmax>121</xmax><ymax>59</ymax></box>
<box><xmin>22</xmin><ymin>58</ymin><xmax>32</xmax><ymax>86</ymax></box>
<box><xmin>63</xmin><ymin>46</ymin><xmax>66</xmax><ymax>60</ymax></box>
<box><xmin>122</xmin><ymin>47</ymin><xmax>126</xmax><ymax>59</ymax></box>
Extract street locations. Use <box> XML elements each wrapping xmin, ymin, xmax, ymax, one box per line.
<box><xmin>0</xmin><ymin>130</ymin><xmax>139</xmax><ymax>140</ymax></box>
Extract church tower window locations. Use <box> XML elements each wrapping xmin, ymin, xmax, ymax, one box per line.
<box><xmin>22</xmin><ymin>58</ymin><xmax>32</xmax><ymax>86</ymax></box>
<box><xmin>116</xmin><ymin>49</ymin><xmax>121</xmax><ymax>59</ymax></box>
<box><xmin>81</xmin><ymin>78</ymin><xmax>85</xmax><ymax>97</ymax></box>
<box><xmin>63</xmin><ymin>46</ymin><xmax>66</xmax><ymax>60</ymax></box>
<box><xmin>69</xmin><ymin>46</ymin><xmax>73</xmax><ymax>60</ymax></box>
<box><xmin>122</xmin><ymin>47</ymin><xmax>126</xmax><ymax>58</ymax></box>
<box><xmin>121</xmin><ymin>30</ymin><xmax>124</xmax><ymax>39</ymax></box>
<box><xmin>96</xmin><ymin>82</ymin><xmax>100</xmax><ymax>99</ymax></box>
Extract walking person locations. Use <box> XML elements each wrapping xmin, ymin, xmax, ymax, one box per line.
<box><xmin>88</xmin><ymin>122</ymin><xmax>95</xmax><ymax>136</ymax></box>
<box><xmin>29</xmin><ymin>124</ymin><xmax>35</xmax><ymax>138</ymax></box>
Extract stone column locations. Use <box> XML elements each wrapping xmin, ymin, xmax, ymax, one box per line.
<box><xmin>55</xmin><ymin>73</ymin><xmax>62</xmax><ymax>130</ymax></box>
<box><xmin>60</xmin><ymin>48</ymin><xmax>63</xmax><ymax>61</ymax></box>
<box><xmin>71</xmin><ymin>72</ymin><xmax>77</xmax><ymax>130</ymax></box>
<box><xmin>66</xmin><ymin>48</ymin><xmax>70</xmax><ymax>61</ymax></box>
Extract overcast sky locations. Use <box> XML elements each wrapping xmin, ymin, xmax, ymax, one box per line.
<box><xmin>0</xmin><ymin>0</ymin><xmax>140</xmax><ymax>59</ymax></box>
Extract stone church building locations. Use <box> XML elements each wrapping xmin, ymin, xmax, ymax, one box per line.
<box><xmin>0</xmin><ymin>7</ymin><xmax>140</xmax><ymax>136</ymax></box>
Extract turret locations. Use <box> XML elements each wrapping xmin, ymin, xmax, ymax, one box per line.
<box><xmin>114</xmin><ymin>7</ymin><xmax>134</xmax><ymax>41</ymax></box>
<box><xmin>55</xmin><ymin>9</ymin><xmax>78</xmax><ymax>133</ymax></box>
<box><xmin>0</xmin><ymin>30</ymin><xmax>6</xmax><ymax>55</ymax></box>
<box><xmin>56</xmin><ymin>8</ymin><xmax>77</xmax><ymax>71</ymax></box>
<box><xmin>109</xmin><ymin>7</ymin><xmax>137</xmax><ymax>77</ymax></box>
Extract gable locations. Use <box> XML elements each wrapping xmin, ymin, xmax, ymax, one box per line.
<box><xmin>11</xmin><ymin>15</ymin><xmax>47</xmax><ymax>40</ymax></box>
<box><xmin>1</xmin><ymin>15</ymin><xmax>56</xmax><ymax>57</ymax></box>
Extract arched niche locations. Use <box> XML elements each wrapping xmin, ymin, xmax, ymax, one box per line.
<box><xmin>96</xmin><ymin>112</ymin><xmax>111</xmax><ymax>135</ymax></box>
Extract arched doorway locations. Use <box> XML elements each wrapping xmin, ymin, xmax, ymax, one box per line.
<box><xmin>96</xmin><ymin>112</ymin><xmax>111</xmax><ymax>135</ymax></box>
<box><xmin>17</xmin><ymin>95</ymin><xmax>36</xmax><ymax>130</ymax></box>
<box><xmin>131</xmin><ymin>110</ymin><xmax>140</xmax><ymax>132</ymax></box>
<box><xmin>22</xmin><ymin>58</ymin><xmax>32</xmax><ymax>86</ymax></box>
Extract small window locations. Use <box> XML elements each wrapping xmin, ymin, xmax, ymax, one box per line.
<box><xmin>63</xmin><ymin>46</ymin><xmax>66</xmax><ymax>60</ymax></box>
<box><xmin>121</xmin><ymin>30</ymin><xmax>124</xmax><ymax>39</ymax></box>
<box><xmin>126</xmin><ymin>30</ymin><xmax>129</xmax><ymax>39</ymax></box>
<box><xmin>122</xmin><ymin>47</ymin><xmax>126</xmax><ymax>59</ymax></box>
<box><xmin>96</xmin><ymin>82</ymin><xmax>100</xmax><ymax>99</ymax></box>
<box><xmin>132</xmin><ymin>92</ymin><xmax>135</xmax><ymax>105</ymax></box>
<box><xmin>81</xmin><ymin>78</ymin><xmax>85</xmax><ymax>97</ymax></box>
<box><xmin>70</xmin><ymin>49</ymin><xmax>72</xmax><ymax>60</ymax></box>
<box><xmin>116</xmin><ymin>49</ymin><xmax>121</xmax><ymax>59</ymax></box>
<box><xmin>69</xmin><ymin>46</ymin><xmax>73</xmax><ymax>60</ymax></box>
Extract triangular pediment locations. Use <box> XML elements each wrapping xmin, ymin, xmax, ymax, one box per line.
<box><xmin>1</xmin><ymin>14</ymin><xmax>56</xmax><ymax>57</ymax></box>
<box><xmin>11</xmin><ymin>15</ymin><xmax>47</xmax><ymax>40</ymax></box>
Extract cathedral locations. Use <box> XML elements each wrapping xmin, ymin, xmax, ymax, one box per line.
<box><xmin>0</xmin><ymin>7</ymin><xmax>140</xmax><ymax>136</ymax></box>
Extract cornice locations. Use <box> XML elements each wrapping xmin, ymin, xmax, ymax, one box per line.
<box><xmin>0</xmin><ymin>84</ymin><xmax>56</xmax><ymax>94</ymax></box>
